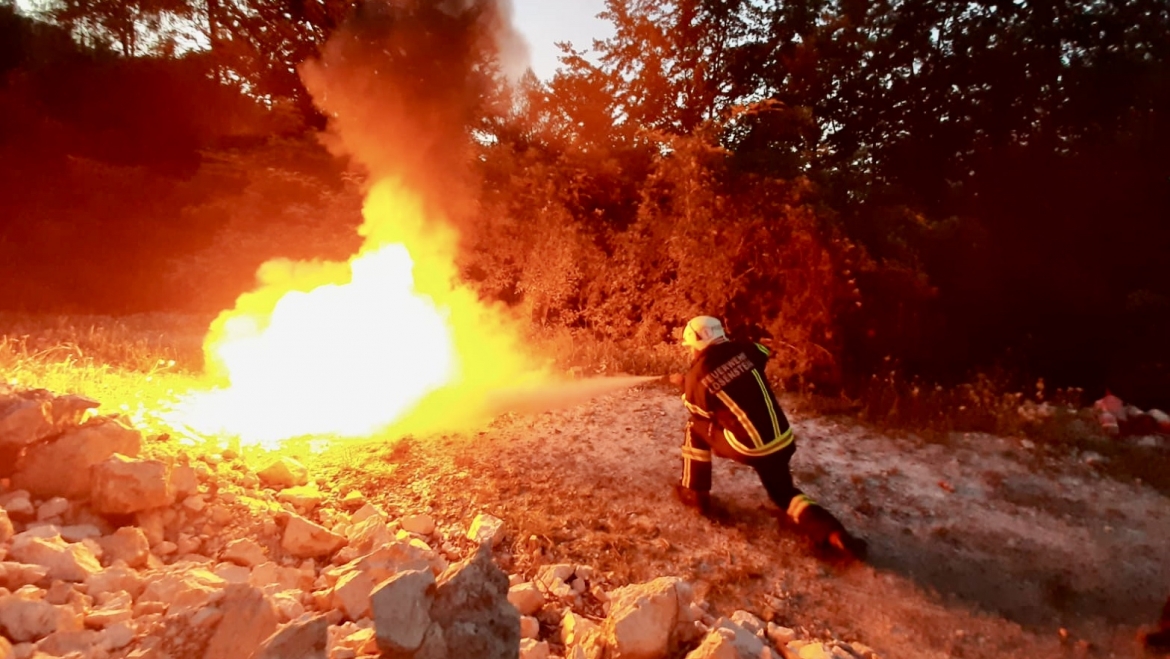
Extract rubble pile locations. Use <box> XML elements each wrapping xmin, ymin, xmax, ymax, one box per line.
<box><xmin>0</xmin><ymin>386</ymin><xmax>881</xmax><ymax>659</ymax></box>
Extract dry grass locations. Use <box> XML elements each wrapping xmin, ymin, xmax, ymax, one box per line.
<box><xmin>0</xmin><ymin>312</ymin><xmax>211</xmax><ymax>431</ymax></box>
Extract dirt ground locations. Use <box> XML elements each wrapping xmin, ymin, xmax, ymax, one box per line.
<box><xmin>295</xmin><ymin>380</ymin><xmax>1170</xmax><ymax>659</ymax></box>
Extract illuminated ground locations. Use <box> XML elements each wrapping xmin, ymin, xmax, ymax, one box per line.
<box><xmin>301</xmin><ymin>383</ymin><xmax>1170</xmax><ymax>659</ymax></box>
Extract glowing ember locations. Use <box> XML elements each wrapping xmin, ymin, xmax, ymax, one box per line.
<box><xmin>173</xmin><ymin>180</ymin><xmax>543</xmax><ymax>449</ymax></box>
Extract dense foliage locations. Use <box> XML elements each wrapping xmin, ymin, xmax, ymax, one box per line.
<box><xmin>1</xmin><ymin>0</ymin><xmax>1167</xmax><ymax>405</ymax></box>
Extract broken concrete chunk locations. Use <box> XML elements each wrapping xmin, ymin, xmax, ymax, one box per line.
<box><xmin>8</xmin><ymin>535</ymin><xmax>100</xmax><ymax>583</ymax></box>
<box><xmin>222</xmin><ymin>538</ymin><xmax>267</xmax><ymax>567</ymax></box>
<box><xmin>508</xmin><ymin>582</ymin><xmax>545</xmax><ymax>616</ymax></box>
<box><xmin>97</xmin><ymin>527</ymin><xmax>150</xmax><ymax>569</ymax></box>
<box><xmin>12</xmin><ymin>420</ymin><xmax>142</xmax><ymax>500</ymax></box>
<box><xmin>603</xmin><ymin>577</ymin><xmax>684</xmax><ymax>659</ymax></box>
<box><xmin>400</xmin><ymin>514</ymin><xmax>435</xmax><ymax>536</ymax></box>
<box><xmin>430</xmin><ymin>544</ymin><xmax>519</xmax><ymax>659</ymax></box>
<box><xmin>257</xmin><ymin>457</ymin><xmax>309</xmax><ymax>490</ymax></box>
<box><xmin>332</xmin><ymin>570</ymin><xmax>376</xmax><ymax>621</ymax></box>
<box><xmin>0</xmin><ymin>595</ymin><xmax>56</xmax><ymax>643</ymax></box>
<box><xmin>282</xmin><ymin>514</ymin><xmax>346</xmax><ymax>559</ymax></box>
<box><xmin>203</xmin><ymin>584</ymin><xmax>280</xmax><ymax>659</ymax></box>
<box><xmin>253</xmin><ymin>614</ymin><xmax>328</xmax><ymax>659</ymax></box>
<box><xmin>520</xmin><ymin>639</ymin><xmax>551</xmax><ymax>659</ymax></box>
<box><xmin>91</xmin><ymin>454</ymin><xmax>174</xmax><ymax>515</ymax></box>
<box><xmin>467</xmin><ymin>513</ymin><xmax>504</xmax><ymax>546</ymax></box>
<box><xmin>371</xmin><ymin>569</ymin><xmax>436</xmax><ymax>657</ymax></box>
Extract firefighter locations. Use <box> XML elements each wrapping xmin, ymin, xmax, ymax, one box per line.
<box><xmin>675</xmin><ymin>315</ymin><xmax>867</xmax><ymax>561</ymax></box>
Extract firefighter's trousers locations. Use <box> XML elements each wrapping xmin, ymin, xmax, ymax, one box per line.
<box><xmin>681</xmin><ymin>417</ymin><xmax>845</xmax><ymax>545</ymax></box>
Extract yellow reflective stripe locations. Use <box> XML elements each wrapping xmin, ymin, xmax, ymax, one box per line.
<box><xmin>787</xmin><ymin>493</ymin><xmax>815</xmax><ymax>520</ymax></box>
<box><xmin>683</xmin><ymin>453</ymin><xmax>690</xmax><ymax>486</ymax></box>
<box><xmin>715</xmin><ymin>390</ymin><xmax>764</xmax><ymax>449</ymax></box>
<box><xmin>752</xmin><ymin>370</ymin><xmax>781</xmax><ymax>438</ymax></box>
<box><xmin>682</xmin><ymin>394</ymin><xmax>711</xmax><ymax>418</ymax></box>
<box><xmin>721</xmin><ymin>427</ymin><xmax>794</xmax><ymax>457</ymax></box>
<box><xmin>681</xmin><ymin>447</ymin><xmax>712</xmax><ymax>462</ymax></box>
<box><xmin>755</xmin><ymin>342</ymin><xmax>771</xmax><ymax>357</ymax></box>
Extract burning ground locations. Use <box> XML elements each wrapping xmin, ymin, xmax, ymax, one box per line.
<box><xmin>1</xmin><ymin>375</ymin><xmax>1168</xmax><ymax>659</ymax></box>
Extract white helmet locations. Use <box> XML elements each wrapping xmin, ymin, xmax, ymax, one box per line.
<box><xmin>682</xmin><ymin>316</ymin><xmax>727</xmax><ymax>351</ymax></box>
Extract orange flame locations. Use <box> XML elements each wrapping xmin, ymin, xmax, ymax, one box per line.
<box><xmin>173</xmin><ymin>179</ymin><xmax>545</xmax><ymax>449</ymax></box>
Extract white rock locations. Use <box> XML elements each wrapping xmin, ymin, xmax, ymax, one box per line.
<box><xmin>203</xmin><ymin>584</ymin><xmax>280</xmax><ymax>659</ymax></box>
<box><xmin>257</xmin><ymin>457</ymin><xmax>309</xmax><ymax>489</ymax></box>
<box><xmin>766</xmin><ymin>623</ymin><xmax>796</xmax><ymax>647</ymax></box>
<box><xmin>0</xmin><ymin>595</ymin><xmax>56</xmax><ymax>643</ymax></box>
<box><xmin>795</xmin><ymin>642</ymin><xmax>831</xmax><ymax>659</ymax></box>
<box><xmin>0</xmin><ymin>510</ymin><xmax>12</xmax><ymax>545</ymax></box>
<box><xmin>58</xmin><ymin>526</ymin><xmax>102</xmax><ymax>544</ymax></box>
<box><xmin>90</xmin><ymin>455</ymin><xmax>174</xmax><ymax>515</ymax></box>
<box><xmin>350</xmin><ymin>503</ymin><xmax>383</xmax><ymax>524</ymax></box>
<box><xmin>250</xmin><ymin>561</ymin><xmax>312</xmax><ymax>592</ymax></box>
<box><xmin>520</xmin><ymin>639</ymin><xmax>550</xmax><ymax>659</ymax></box>
<box><xmin>170</xmin><ymin>464</ymin><xmax>199</xmax><ymax>499</ymax></box>
<box><xmin>222</xmin><ymin>538</ymin><xmax>268</xmax><ymax>567</ymax></box>
<box><xmin>86</xmin><ymin>564</ymin><xmax>145</xmax><ymax>600</ymax></box>
<box><xmin>508</xmin><ymin>582</ymin><xmax>546</xmax><ymax>616</ymax></box>
<box><xmin>467</xmin><ymin>513</ymin><xmax>505</xmax><ymax>546</ymax></box>
<box><xmin>139</xmin><ymin>568</ymin><xmax>225</xmax><ymax>614</ymax></box>
<box><xmin>346</xmin><ymin>516</ymin><xmax>394</xmax><ymax>554</ymax></box>
<box><xmin>400</xmin><ymin>514</ymin><xmax>436</xmax><ymax>536</ymax></box>
<box><xmin>0</xmin><ymin>563</ymin><xmax>48</xmax><ymax>590</ymax></box>
<box><xmin>253</xmin><ymin>614</ymin><xmax>328</xmax><ymax>659</ymax></box>
<box><xmin>562</xmin><ymin>610</ymin><xmax>600</xmax><ymax>647</ymax></box>
<box><xmin>371</xmin><ymin>569</ymin><xmax>436</xmax><ymax>655</ymax></box>
<box><xmin>8</xmin><ymin>535</ymin><xmax>100</xmax><ymax>582</ymax></box>
<box><xmin>0</xmin><ymin>493</ymin><xmax>33</xmax><ymax>519</ymax></box>
<box><xmin>0</xmin><ymin>393</ymin><xmax>55</xmax><ymax>449</ymax></box>
<box><xmin>282</xmin><ymin>514</ymin><xmax>346</xmax><ymax>559</ymax></box>
<box><xmin>97</xmin><ymin>527</ymin><xmax>149</xmax><ymax>569</ymax></box>
<box><xmin>101</xmin><ymin>622</ymin><xmax>134</xmax><ymax>651</ymax></box>
<box><xmin>729</xmin><ymin>611</ymin><xmax>763</xmax><ymax>636</ymax></box>
<box><xmin>11</xmin><ymin>420</ymin><xmax>142</xmax><ymax>500</ymax></box>
<box><xmin>604</xmin><ymin>577</ymin><xmax>684</xmax><ymax>659</ymax></box>
<box><xmin>520</xmin><ymin>615</ymin><xmax>540</xmax><ymax>639</ymax></box>
<box><xmin>35</xmin><ymin>498</ymin><xmax>69</xmax><ymax>521</ymax></box>
<box><xmin>332</xmin><ymin>570</ymin><xmax>376</xmax><ymax>621</ymax></box>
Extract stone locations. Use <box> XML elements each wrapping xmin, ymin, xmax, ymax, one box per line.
<box><xmin>0</xmin><ymin>637</ymin><xmax>10</xmax><ymax>659</ymax></box>
<box><xmin>278</xmin><ymin>485</ymin><xmax>325</xmax><ymax>511</ymax></box>
<box><xmin>0</xmin><ymin>392</ymin><xmax>54</xmax><ymax>450</ymax></box>
<box><xmin>282</xmin><ymin>514</ymin><xmax>345</xmax><ymax>559</ymax></box>
<box><xmin>90</xmin><ymin>454</ymin><xmax>174</xmax><ymax>515</ymax></box>
<box><xmin>766</xmin><ymin>623</ymin><xmax>796</xmax><ymax>647</ymax></box>
<box><xmin>35</xmin><ymin>498</ymin><xmax>68</xmax><ymax>521</ymax></box>
<box><xmin>8</xmin><ymin>534</ymin><xmax>100</xmax><ymax>583</ymax></box>
<box><xmin>97</xmin><ymin>527</ymin><xmax>150</xmax><ymax>569</ymax></box>
<box><xmin>603</xmin><ymin>577</ymin><xmax>685</xmax><ymax>659</ymax></box>
<box><xmin>350</xmin><ymin>503</ymin><xmax>383</xmax><ymax>524</ymax></box>
<box><xmin>213</xmin><ymin>563</ymin><xmax>251</xmax><ymax>584</ymax></box>
<box><xmin>203</xmin><ymin>584</ymin><xmax>280</xmax><ymax>659</ymax></box>
<box><xmin>0</xmin><ymin>563</ymin><xmax>49</xmax><ymax>590</ymax></box>
<box><xmin>253</xmin><ymin>614</ymin><xmax>328</xmax><ymax>659</ymax></box>
<box><xmin>86</xmin><ymin>564</ymin><xmax>145</xmax><ymax>600</ymax></box>
<box><xmin>250</xmin><ymin>562</ymin><xmax>312</xmax><ymax>592</ymax></box>
<box><xmin>332</xmin><ymin>570</ymin><xmax>376</xmax><ymax>621</ymax></box>
<box><xmin>797</xmin><ymin>643</ymin><xmax>831</xmax><ymax>659</ymax></box>
<box><xmin>0</xmin><ymin>510</ymin><xmax>12</xmax><ymax>545</ymax></box>
<box><xmin>372</xmin><ymin>569</ymin><xmax>436</xmax><ymax>657</ymax></box>
<box><xmin>102</xmin><ymin>622</ymin><xmax>134</xmax><ymax>651</ymax></box>
<box><xmin>521</xmin><ymin>615</ymin><xmax>540</xmax><ymax>639</ymax></box>
<box><xmin>11</xmin><ymin>420</ymin><xmax>142</xmax><ymax>501</ymax></box>
<box><xmin>0</xmin><ymin>595</ymin><xmax>56</xmax><ymax>643</ymax></box>
<box><xmin>467</xmin><ymin>513</ymin><xmax>505</xmax><ymax>546</ymax></box>
<box><xmin>257</xmin><ymin>457</ymin><xmax>309</xmax><ymax>489</ymax></box>
<box><xmin>346</xmin><ymin>516</ymin><xmax>394</xmax><ymax>554</ymax></box>
<box><xmin>58</xmin><ymin>525</ymin><xmax>102</xmax><ymax>543</ymax></box>
<box><xmin>508</xmin><ymin>582</ymin><xmax>546</xmax><ymax>616</ymax></box>
<box><xmin>170</xmin><ymin>464</ymin><xmax>199</xmax><ymax>499</ymax></box>
<box><xmin>562</xmin><ymin>610</ymin><xmax>600</xmax><ymax>647</ymax></box>
<box><xmin>0</xmin><ymin>492</ymin><xmax>33</xmax><ymax>519</ymax></box>
<box><xmin>685</xmin><ymin>628</ymin><xmax>748</xmax><ymax>659</ymax></box>
<box><xmin>400</xmin><ymin>514</ymin><xmax>436</xmax><ymax>536</ymax></box>
<box><xmin>521</xmin><ymin>639</ymin><xmax>551</xmax><ymax>659</ymax></box>
<box><xmin>222</xmin><ymin>538</ymin><xmax>267</xmax><ymax>567</ymax></box>
<box><xmin>35</xmin><ymin>629</ymin><xmax>99</xmax><ymax>657</ymax></box>
<box><xmin>139</xmin><ymin>568</ymin><xmax>226</xmax><ymax>614</ymax></box>
<box><xmin>729</xmin><ymin>611</ymin><xmax>763</xmax><ymax>636</ymax></box>
<box><xmin>429</xmin><ymin>544</ymin><xmax>519</xmax><ymax>659</ymax></box>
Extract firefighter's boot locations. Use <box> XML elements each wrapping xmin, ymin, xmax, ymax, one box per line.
<box><xmin>674</xmin><ymin>484</ymin><xmax>712</xmax><ymax>517</ymax></box>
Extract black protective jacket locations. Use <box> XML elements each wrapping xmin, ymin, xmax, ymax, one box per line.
<box><xmin>682</xmin><ymin>339</ymin><xmax>794</xmax><ymax>457</ymax></box>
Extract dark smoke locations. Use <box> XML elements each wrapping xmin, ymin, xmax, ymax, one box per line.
<box><xmin>299</xmin><ymin>0</ymin><xmax>528</xmax><ymax>220</ymax></box>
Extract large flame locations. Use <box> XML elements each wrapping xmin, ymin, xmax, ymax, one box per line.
<box><xmin>174</xmin><ymin>179</ymin><xmax>545</xmax><ymax>449</ymax></box>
